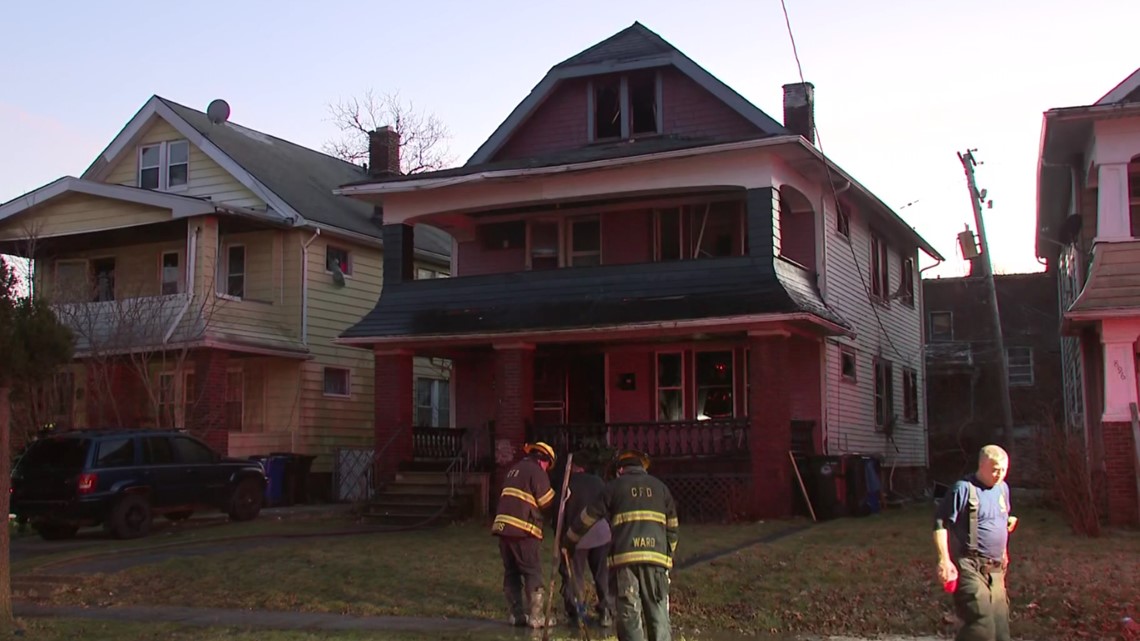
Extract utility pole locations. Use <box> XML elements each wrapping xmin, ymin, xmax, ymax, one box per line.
<box><xmin>958</xmin><ymin>149</ymin><xmax>1014</xmax><ymax>448</ymax></box>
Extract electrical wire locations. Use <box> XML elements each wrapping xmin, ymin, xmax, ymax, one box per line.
<box><xmin>779</xmin><ymin>0</ymin><xmax>913</xmax><ymax>368</ymax></box>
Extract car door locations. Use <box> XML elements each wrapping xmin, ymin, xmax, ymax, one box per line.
<box><xmin>170</xmin><ymin>436</ymin><xmax>225</xmax><ymax>506</ymax></box>
<box><xmin>141</xmin><ymin>436</ymin><xmax>189</xmax><ymax>509</ymax></box>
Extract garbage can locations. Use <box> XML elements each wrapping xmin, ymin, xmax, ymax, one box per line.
<box><xmin>806</xmin><ymin>455</ymin><xmax>845</xmax><ymax>520</ymax></box>
<box><xmin>844</xmin><ymin>455</ymin><xmax>882</xmax><ymax>517</ymax></box>
<box><xmin>269</xmin><ymin>452</ymin><xmax>317</xmax><ymax>506</ymax></box>
<box><xmin>261</xmin><ymin>455</ymin><xmax>289</xmax><ymax>507</ymax></box>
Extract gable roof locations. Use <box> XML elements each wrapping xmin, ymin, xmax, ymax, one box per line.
<box><xmin>81</xmin><ymin>96</ymin><xmax>451</xmax><ymax>259</ymax></box>
<box><xmin>467</xmin><ymin>22</ymin><xmax>789</xmax><ymax>165</ymax></box>
<box><xmin>0</xmin><ymin>176</ymin><xmax>219</xmax><ymax>225</ymax></box>
<box><xmin>1096</xmin><ymin>67</ymin><xmax>1140</xmax><ymax>105</ymax></box>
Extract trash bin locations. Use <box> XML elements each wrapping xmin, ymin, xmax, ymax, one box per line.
<box><xmin>269</xmin><ymin>452</ymin><xmax>317</xmax><ymax>506</ymax></box>
<box><xmin>805</xmin><ymin>455</ymin><xmax>845</xmax><ymax>520</ymax></box>
<box><xmin>844</xmin><ymin>455</ymin><xmax>882</xmax><ymax>517</ymax></box>
<box><xmin>258</xmin><ymin>455</ymin><xmax>289</xmax><ymax>507</ymax></box>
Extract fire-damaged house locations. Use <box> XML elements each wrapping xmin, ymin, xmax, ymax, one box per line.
<box><xmin>336</xmin><ymin>22</ymin><xmax>942</xmax><ymax>521</ymax></box>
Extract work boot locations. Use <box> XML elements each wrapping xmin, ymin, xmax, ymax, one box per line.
<box><xmin>526</xmin><ymin>590</ymin><xmax>555</xmax><ymax>629</ymax></box>
<box><xmin>599</xmin><ymin>609</ymin><xmax>614</xmax><ymax>627</ymax></box>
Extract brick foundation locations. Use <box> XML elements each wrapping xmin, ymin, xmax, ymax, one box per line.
<box><xmin>1102</xmin><ymin>421</ymin><xmax>1139</xmax><ymax>526</ymax></box>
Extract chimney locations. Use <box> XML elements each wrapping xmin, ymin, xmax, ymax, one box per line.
<box><xmin>782</xmin><ymin>82</ymin><xmax>815</xmax><ymax>145</ymax></box>
<box><xmin>368</xmin><ymin>126</ymin><xmax>401</xmax><ymax>178</ymax></box>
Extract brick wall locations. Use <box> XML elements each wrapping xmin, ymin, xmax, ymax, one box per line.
<box><xmin>1102</xmin><ymin>421</ymin><xmax>1139</xmax><ymax>526</ymax></box>
<box><xmin>748</xmin><ymin>335</ymin><xmax>792</xmax><ymax>518</ymax></box>
<box><xmin>189</xmin><ymin>350</ymin><xmax>229</xmax><ymax>435</ymax></box>
<box><xmin>374</xmin><ymin>350</ymin><xmax>414</xmax><ymax>471</ymax></box>
<box><xmin>493</xmin><ymin>345</ymin><xmax>535</xmax><ymax>490</ymax></box>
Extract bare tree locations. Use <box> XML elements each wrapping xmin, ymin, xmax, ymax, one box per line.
<box><xmin>323</xmin><ymin>90</ymin><xmax>454</xmax><ymax>174</ymax></box>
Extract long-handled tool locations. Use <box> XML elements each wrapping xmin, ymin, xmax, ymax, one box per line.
<box><xmin>542</xmin><ymin>453</ymin><xmax>574</xmax><ymax>641</ymax></box>
<box><xmin>561</xmin><ymin>547</ymin><xmax>592</xmax><ymax>641</ymax></box>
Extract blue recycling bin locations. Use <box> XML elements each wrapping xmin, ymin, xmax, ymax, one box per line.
<box><xmin>250</xmin><ymin>455</ymin><xmax>287</xmax><ymax>507</ymax></box>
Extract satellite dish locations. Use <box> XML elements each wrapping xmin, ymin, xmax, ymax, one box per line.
<box><xmin>206</xmin><ymin>99</ymin><xmax>231</xmax><ymax>125</ymax></box>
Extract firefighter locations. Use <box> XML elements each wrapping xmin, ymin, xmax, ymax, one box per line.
<box><xmin>564</xmin><ymin>449</ymin><xmax>678</xmax><ymax>641</ymax></box>
<box><xmin>491</xmin><ymin>441</ymin><xmax>557</xmax><ymax>628</ymax></box>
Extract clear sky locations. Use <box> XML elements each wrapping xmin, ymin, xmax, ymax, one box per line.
<box><xmin>2</xmin><ymin>0</ymin><xmax>1137</xmax><ymax>278</ymax></box>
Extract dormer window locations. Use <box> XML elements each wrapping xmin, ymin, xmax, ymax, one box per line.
<box><xmin>138</xmin><ymin>140</ymin><xmax>189</xmax><ymax>191</ymax></box>
<box><xmin>589</xmin><ymin>70</ymin><xmax>661</xmax><ymax>142</ymax></box>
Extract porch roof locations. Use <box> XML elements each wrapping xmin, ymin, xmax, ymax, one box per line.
<box><xmin>339</xmin><ymin>256</ymin><xmax>850</xmax><ymax>344</ymax></box>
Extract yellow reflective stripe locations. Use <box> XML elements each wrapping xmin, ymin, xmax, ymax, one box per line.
<box><xmin>611</xmin><ymin>510</ymin><xmax>667</xmax><ymax>526</ymax></box>
<box><xmin>493</xmin><ymin>514</ymin><xmax>543</xmax><ymax>538</ymax></box>
<box><xmin>609</xmin><ymin>551</ymin><xmax>673</xmax><ymax>568</ymax></box>
<box><xmin>580</xmin><ymin>511</ymin><xmax>598</xmax><ymax>529</ymax></box>
<box><xmin>566</xmin><ymin>528</ymin><xmax>581</xmax><ymax>544</ymax></box>
<box><xmin>501</xmin><ymin>487</ymin><xmax>537</xmax><ymax>507</ymax></box>
<box><xmin>669</xmin><ymin>541</ymin><xmax>678</xmax><ymax>554</ymax></box>
<box><xmin>666</xmin><ymin>517</ymin><xmax>679</xmax><ymax>528</ymax></box>
<box><xmin>537</xmin><ymin>488</ymin><xmax>555</xmax><ymax>508</ymax></box>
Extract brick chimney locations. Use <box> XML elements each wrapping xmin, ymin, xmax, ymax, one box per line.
<box><xmin>368</xmin><ymin>126</ymin><xmax>401</xmax><ymax>178</ymax></box>
<box><xmin>782</xmin><ymin>82</ymin><xmax>815</xmax><ymax>145</ymax></box>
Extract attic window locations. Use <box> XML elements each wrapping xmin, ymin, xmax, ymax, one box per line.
<box><xmin>589</xmin><ymin>71</ymin><xmax>660</xmax><ymax>141</ymax></box>
<box><xmin>138</xmin><ymin>140</ymin><xmax>190</xmax><ymax>191</ymax></box>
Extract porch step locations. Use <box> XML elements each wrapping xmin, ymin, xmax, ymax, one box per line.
<box><xmin>363</xmin><ymin>470</ymin><xmax>478</xmax><ymax>528</ymax></box>
<box><xmin>393</xmin><ymin>471</ymin><xmax>452</xmax><ymax>485</ymax></box>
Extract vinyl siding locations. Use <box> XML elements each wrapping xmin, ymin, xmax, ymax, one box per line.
<box><xmin>0</xmin><ymin>193</ymin><xmax>173</xmax><ymax>242</ymax></box>
<box><xmin>822</xmin><ymin>201</ymin><xmax>927</xmax><ymax>467</ymax></box>
<box><xmin>103</xmin><ymin>118</ymin><xmax>263</xmax><ymax>209</ymax></box>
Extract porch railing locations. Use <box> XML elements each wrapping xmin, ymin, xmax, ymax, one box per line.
<box><xmin>533</xmin><ymin>418</ymin><xmax>749</xmax><ymax>459</ymax></box>
<box><xmin>413</xmin><ymin>427</ymin><xmax>468</xmax><ymax>459</ymax></box>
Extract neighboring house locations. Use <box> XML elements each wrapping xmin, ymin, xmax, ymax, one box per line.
<box><xmin>0</xmin><ymin>97</ymin><xmax>451</xmax><ymax>494</ymax></box>
<box><xmin>335</xmin><ymin>22</ymin><xmax>942</xmax><ymax>520</ymax></box>
<box><xmin>923</xmin><ymin>272</ymin><xmax>1063</xmax><ymax>488</ymax></box>
<box><xmin>1037</xmin><ymin>66</ymin><xmax>1140</xmax><ymax>526</ymax></box>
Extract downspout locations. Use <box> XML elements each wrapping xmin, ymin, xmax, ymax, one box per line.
<box><xmin>164</xmin><ymin>224</ymin><xmax>200</xmax><ymax>344</ymax></box>
<box><xmin>300</xmin><ymin>228</ymin><xmax>321</xmax><ymax>346</ymax></box>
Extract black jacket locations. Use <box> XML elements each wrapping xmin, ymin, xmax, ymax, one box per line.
<box><xmin>566</xmin><ymin>466</ymin><xmax>678</xmax><ymax>568</ymax></box>
<box><xmin>492</xmin><ymin>456</ymin><xmax>555</xmax><ymax>539</ymax></box>
<box><xmin>560</xmin><ymin>471</ymin><xmax>606</xmax><ymax>538</ymax></box>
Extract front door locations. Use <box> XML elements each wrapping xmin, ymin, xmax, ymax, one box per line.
<box><xmin>567</xmin><ymin>354</ymin><xmax>606</xmax><ymax>424</ymax></box>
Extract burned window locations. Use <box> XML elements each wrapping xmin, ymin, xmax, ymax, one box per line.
<box><xmin>900</xmin><ymin>256</ymin><xmax>915</xmax><ymax>306</ymax></box>
<box><xmin>903</xmin><ymin>368</ymin><xmax>919</xmax><ymax>422</ymax></box>
<box><xmin>695</xmin><ymin>351</ymin><xmax>734</xmax><ymax>419</ymax></box>
<box><xmin>874</xmin><ymin>358</ymin><xmax>894</xmax><ymax>429</ymax></box>
<box><xmin>656</xmin><ymin>353</ymin><xmax>683</xmax><ymax>421</ymax></box>
<box><xmin>629</xmin><ymin>72</ymin><xmax>658</xmax><ymax>135</ymax></box>
<box><xmin>568</xmin><ymin>217</ymin><xmax>601</xmax><ymax>266</ymax></box>
<box><xmin>840</xmin><ymin>347</ymin><xmax>857</xmax><ymax>383</ymax></box>
<box><xmin>656</xmin><ymin>208</ymin><xmax>682</xmax><ymax>261</ymax></box>
<box><xmin>870</xmin><ymin>233</ymin><xmax>889</xmax><ymax>301</ymax></box>
<box><xmin>528</xmin><ymin>221</ymin><xmax>560</xmax><ymax>270</ymax></box>
<box><xmin>594</xmin><ymin>77</ymin><xmax>621</xmax><ymax>140</ymax></box>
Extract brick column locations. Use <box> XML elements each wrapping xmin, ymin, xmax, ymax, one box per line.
<box><xmin>190</xmin><ymin>350</ymin><xmax>229</xmax><ymax>433</ymax></box>
<box><xmin>748</xmin><ymin>332</ymin><xmax>793</xmax><ymax>518</ymax></box>
<box><xmin>1103</xmin><ymin>421</ymin><xmax>1139</xmax><ymax>526</ymax></box>
<box><xmin>493</xmin><ymin>343</ymin><xmax>535</xmax><ymax>491</ymax></box>
<box><xmin>374</xmin><ymin>349</ymin><xmax>414</xmax><ymax>472</ymax></box>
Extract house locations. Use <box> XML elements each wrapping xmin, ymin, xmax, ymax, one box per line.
<box><xmin>923</xmin><ymin>272</ymin><xmax>1063</xmax><ymax>488</ymax></box>
<box><xmin>1036</xmin><ymin>66</ymin><xmax>1140</xmax><ymax>525</ymax></box>
<box><xmin>0</xmin><ymin>96</ymin><xmax>452</xmax><ymax>496</ymax></box>
<box><xmin>336</xmin><ymin>23</ymin><xmax>943</xmax><ymax>520</ymax></box>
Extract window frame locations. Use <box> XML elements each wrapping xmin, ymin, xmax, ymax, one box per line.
<box><xmin>836</xmin><ymin>205</ymin><xmax>851</xmax><ymax>238</ymax></box>
<box><xmin>870</xmin><ymin>233</ymin><xmax>890</xmax><ymax>303</ymax></box>
<box><xmin>899</xmin><ymin>255</ymin><xmax>915</xmax><ymax>307</ymax></box>
<box><xmin>1006</xmin><ymin>347</ymin><xmax>1035</xmax><ymax>387</ymax></box>
<box><xmin>415</xmin><ymin>377</ymin><xmax>451</xmax><ymax>428</ymax></box>
<box><xmin>526</xmin><ymin>219</ymin><xmax>563</xmax><ymax>271</ymax></box>
<box><xmin>655</xmin><ymin>351</ymin><xmax>685</xmax><ymax>421</ymax></box>
<box><xmin>902</xmin><ymin>368</ymin><xmax>919</xmax><ymax>423</ymax></box>
<box><xmin>566</xmin><ymin>215</ymin><xmax>602</xmax><ymax>267</ymax></box>
<box><xmin>139</xmin><ymin>144</ymin><xmax>162</xmax><ymax>190</ymax></box>
<box><xmin>90</xmin><ymin>256</ymin><xmax>116</xmax><ymax>302</ymax></box>
<box><xmin>322</xmin><ymin>367</ymin><xmax>352</xmax><ymax>398</ymax></box>
<box><xmin>587</xmin><ymin>71</ymin><xmax>662</xmax><ymax>143</ymax></box>
<box><xmin>160</xmin><ymin>251</ymin><xmax>182</xmax><ymax>296</ymax></box>
<box><xmin>929</xmin><ymin>311</ymin><xmax>954</xmax><ymax>342</ymax></box>
<box><xmin>137</xmin><ymin>139</ymin><xmax>191</xmax><ymax>192</ymax></box>
<box><xmin>873</xmin><ymin>358</ymin><xmax>895</xmax><ymax>429</ymax></box>
<box><xmin>54</xmin><ymin>258</ymin><xmax>90</xmax><ymax>302</ymax></box>
<box><xmin>182</xmin><ymin>371</ymin><xmax>196</xmax><ymax>428</ymax></box>
<box><xmin>840</xmin><ymin>345</ymin><xmax>857</xmax><ymax>384</ymax></box>
<box><xmin>157</xmin><ymin>372</ymin><xmax>177</xmax><ymax>427</ymax></box>
<box><xmin>223</xmin><ymin>244</ymin><xmax>246</xmax><ymax>299</ymax></box>
<box><xmin>694</xmin><ymin>350</ymin><xmax>736</xmax><ymax>420</ymax></box>
<box><xmin>166</xmin><ymin>140</ymin><xmax>190</xmax><ymax>190</ymax></box>
<box><xmin>326</xmin><ymin>245</ymin><xmax>353</xmax><ymax>277</ymax></box>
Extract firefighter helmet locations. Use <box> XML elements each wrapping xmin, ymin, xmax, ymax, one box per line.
<box><xmin>523</xmin><ymin>441</ymin><xmax>556</xmax><ymax>464</ymax></box>
<box><xmin>615</xmin><ymin>449</ymin><xmax>650</xmax><ymax>471</ymax></box>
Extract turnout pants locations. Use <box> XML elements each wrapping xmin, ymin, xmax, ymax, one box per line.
<box><xmin>498</xmin><ymin>535</ymin><xmax>543</xmax><ymax>620</ymax></box>
<box><xmin>559</xmin><ymin>544</ymin><xmax>612</xmax><ymax>620</ymax></box>
<box><xmin>953</xmin><ymin>556</ymin><xmax>1010</xmax><ymax>641</ymax></box>
<box><xmin>611</xmin><ymin>564</ymin><xmax>671</xmax><ymax>641</ymax></box>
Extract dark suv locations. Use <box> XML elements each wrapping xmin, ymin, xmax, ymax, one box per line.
<box><xmin>10</xmin><ymin>429</ymin><xmax>267</xmax><ymax>540</ymax></box>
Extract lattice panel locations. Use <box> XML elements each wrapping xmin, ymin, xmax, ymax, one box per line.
<box><xmin>660</xmin><ymin>473</ymin><xmax>753</xmax><ymax>523</ymax></box>
<box><xmin>334</xmin><ymin>448</ymin><xmax>374</xmax><ymax>502</ymax></box>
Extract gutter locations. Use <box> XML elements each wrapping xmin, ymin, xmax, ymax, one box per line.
<box><xmin>300</xmin><ymin>228</ymin><xmax>321</xmax><ymax>345</ymax></box>
<box><xmin>164</xmin><ymin>224</ymin><xmax>200</xmax><ymax>344</ymax></box>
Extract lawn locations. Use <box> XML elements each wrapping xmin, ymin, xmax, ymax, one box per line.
<box><xmin>19</xmin><ymin>505</ymin><xmax>1139</xmax><ymax>640</ymax></box>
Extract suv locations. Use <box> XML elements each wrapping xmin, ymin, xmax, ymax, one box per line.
<box><xmin>10</xmin><ymin>429</ymin><xmax>267</xmax><ymax>540</ymax></box>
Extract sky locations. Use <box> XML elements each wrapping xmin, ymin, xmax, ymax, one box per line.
<box><xmin>2</xmin><ymin>0</ymin><xmax>1138</xmax><ymax>279</ymax></box>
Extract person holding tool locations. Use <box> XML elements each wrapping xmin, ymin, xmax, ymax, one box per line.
<box><xmin>492</xmin><ymin>441</ymin><xmax>557</xmax><ymax>628</ymax></box>
<box><xmin>558</xmin><ymin>454</ymin><xmax>614</xmax><ymax>628</ymax></box>
<box><xmin>565</xmin><ymin>449</ymin><xmax>678</xmax><ymax>641</ymax></box>
<box><xmin>933</xmin><ymin>444</ymin><xmax>1018</xmax><ymax>641</ymax></box>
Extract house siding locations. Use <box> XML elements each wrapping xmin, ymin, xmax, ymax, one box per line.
<box><xmin>494</xmin><ymin>78</ymin><xmax>590</xmax><ymax>161</ymax></box>
<box><xmin>659</xmin><ymin>67</ymin><xmax>759</xmax><ymax>139</ymax></box>
<box><xmin>0</xmin><ymin>194</ymin><xmax>173</xmax><ymax>242</ymax></box>
<box><xmin>103</xmin><ymin>118</ymin><xmax>263</xmax><ymax>209</ymax></box>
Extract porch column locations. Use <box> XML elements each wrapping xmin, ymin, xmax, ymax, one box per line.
<box><xmin>1096</xmin><ymin>162</ymin><xmax>1132</xmax><ymax>241</ymax></box>
<box><xmin>493</xmin><ymin>343</ymin><xmax>535</xmax><ymax>489</ymax></box>
<box><xmin>748</xmin><ymin>332</ymin><xmax>793</xmax><ymax>518</ymax></box>
<box><xmin>1100</xmin><ymin>319</ymin><xmax>1140</xmax><ymax>525</ymax></box>
<box><xmin>190</xmin><ymin>349</ymin><xmax>230</xmax><ymax>454</ymax></box>
<box><xmin>745</xmin><ymin>187</ymin><xmax>779</xmax><ymax>259</ymax></box>
<box><xmin>374</xmin><ymin>348</ymin><xmax>414</xmax><ymax>470</ymax></box>
<box><xmin>381</xmin><ymin>223</ymin><xmax>415</xmax><ymax>284</ymax></box>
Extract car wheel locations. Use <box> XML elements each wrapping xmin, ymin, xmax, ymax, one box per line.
<box><xmin>34</xmin><ymin>522</ymin><xmax>79</xmax><ymax>541</ymax></box>
<box><xmin>165</xmin><ymin>510</ymin><xmax>194</xmax><ymax>522</ymax></box>
<box><xmin>228</xmin><ymin>478</ymin><xmax>263</xmax><ymax>522</ymax></box>
<box><xmin>110</xmin><ymin>494</ymin><xmax>152</xmax><ymax>539</ymax></box>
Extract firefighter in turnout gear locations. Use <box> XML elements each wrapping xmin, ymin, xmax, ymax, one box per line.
<box><xmin>565</xmin><ymin>449</ymin><xmax>678</xmax><ymax>641</ymax></box>
<box><xmin>491</xmin><ymin>441</ymin><xmax>557</xmax><ymax>628</ymax></box>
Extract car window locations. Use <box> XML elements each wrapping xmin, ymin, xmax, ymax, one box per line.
<box><xmin>17</xmin><ymin>438</ymin><xmax>89</xmax><ymax>471</ymax></box>
<box><xmin>93</xmin><ymin>437</ymin><xmax>135</xmax><ymax>468</ymax></box>
<box><xmin>171</xmin><ymin>437</ymin><xmax>216</xmax><ymax>464</ymax></box>
<box><xmin>143</xmin><ymin>437</ymin><xmax>176</xmax><ymax>465</ymax></box>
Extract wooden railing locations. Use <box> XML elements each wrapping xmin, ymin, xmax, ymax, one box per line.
<box><xmin>413</xmin><ymin>427</ymin><xmax>468</xmax><ymax>459</ymax></box>
<box><xmin>533</xmin><ymin>418</ymin><xmax>750</xmax><ymax>459</ymax></box>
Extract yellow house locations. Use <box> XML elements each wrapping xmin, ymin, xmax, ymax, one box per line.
<box><xmin>0</xmin><ymin>96</ymin><xmax>452</xmax><ymax>496</ymax></box>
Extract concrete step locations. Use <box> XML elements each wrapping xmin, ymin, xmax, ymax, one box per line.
<box><xmin>393</xmin><ymin>471</ymin><xmax>452</xmax><ymax>485</ymax></box>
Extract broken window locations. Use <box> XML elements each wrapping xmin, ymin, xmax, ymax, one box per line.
<box><xmin>656</xmin><ymin>353</ymin><xmax>684</xmax><ymax>421</ymax></box>
<box><xmin>528</xmin><ymin>221</ymin><xmax>560</xmax><ymax>270</ymax></box>
<box><xmin>654</xmin><ymin>201</ymin><xmax>743</xmax><ymax>261</ymax></box>
<box><xmin>870</xmin><ymin>233</ymin><xmax>889</xmax><ymax>301</ymax></box>
<box><xmin>903</xmin><ymin>368</ymin><xmax>918</xmax><ymax>423</ymax></box>
<box><xmin>568</xmin><ymin>217</ymin><xmax>601</xmax><ymax>266</ymax></box>
<box><xmin>695</xmin><ymin>351</ymin><xmax>734</xmax><ymax>419</ymax></box>
<box><xmin>629</xmin><ymin>71</ymin><xmax>658</xmax><ymax>135</ymax></box>
<box><xmin>92</xmin><ymin>258</ymin><xmax>116</xmax><ymax>302</ymax></box>
<box><xmin>874</xmin><ymin>358</ymin><xmax>894</xmax><ymax>429</ymax></box>
<box><xmin>840</xmin><ymin>346</ymin><xmax>857</xmax><ymax>383</ymax></box>
<box><xmin>594</xmin><ymin>77</ymin><xmax>622</xmax><ymax>140</ymax></box>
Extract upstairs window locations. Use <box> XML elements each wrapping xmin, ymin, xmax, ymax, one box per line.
<box><xmin>92</xmin><ymin>257</ymin><xmax>116</xmax><ymax>302</ymax></box>
<box><xmin>870</xmin><ymin>233</ymin><xmax>889</xmax><ymax>302</ymax></box>
<box><xmin>590</xmin><ymin>71</ymin><xmax>661</xmax><ymax>141</ymax></box>
<box><xmin>874</xmin><ymin>358</ymin><xmax>894</xmax><ymax>429</ymax></box>
<box><xmin>326</xmin><ymin>246</ymin><xmax>352</xmax><ymax>276</ymax></box>
<box><xmin>527</xmin><ymin>221</ymin><xmax>561</xmax><ymax>270</ymax></box>
<box><xmin>656</xmin><ymin>352</ymin><xmax>684</xmax><ymax>421</ymax></box>
<box><xmin>138</xmin><ymin>140</ymin><xmax>190</xmax><ymax>191</ymax></box>
<box><xmin>525</xmin><ymin>217</ymin><xmax>603</xmax><ymax>270</ymax></box>
<box><xmin>836</xmin><ymin>206</ymin><xmax>851</xmax><ymax>238</ymax></box>
<box><xmin>416</xmin><ymin>267</ymin><xmax>450</xmax><ymax>280</ymax></box>
<box><xmin>929</xmin><ymin>311</ymin><xmax>953</xmax><ymax>342</ymax></box>
<box><xmin>654</xmin><ymin>201</ymin><xmax>744</xmax><ymax>261</ymax></box>
<box><xmin>161</xmin><ymin>252</ymin><xmax>181</xmax><ymax>295</ymax></box>
<box><xmin>695</xmin><ymin>351</ymin><xmax>734</xmax><ymax>419</ymax></box>
<box><xmin>323</xmin><ymin>367</ymin><xmax>351</xmax><ymax>398</ymax></box>
<box><xmin>1007</xmin><ymin>347</ymin><xmax>1034</xmax><ymax>387</ymax></box>
<box><xmin>225</xmin><ymin>245</ymin><xmax>245</xmax><ymax>298</ymax></box>
<box><xmin>899</xmin><ymin>256</ymin><xmax>915</xmax><ymax>307</ymax></box>
<box><xmin>902</xmin><ymin>368</ymin><xmax>919</xmax><ymax>423</ymax></box>
<box><xmin>568</xmin><ymin>217</ymin><xmax>601</xmax><ymax>266</ymax></box>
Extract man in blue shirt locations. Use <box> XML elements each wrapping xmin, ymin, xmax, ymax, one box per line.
<box><xmin>933</xmin><ymin>445</ymin><xmax>1016</xmax><ymax>641</ymax></box>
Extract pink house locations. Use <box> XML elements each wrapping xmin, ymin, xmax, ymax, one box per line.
<box><xmin>337</xmin><ymin>23</ymin><xmax>941</xmax><ymax>520</ymax></box>
<box><xmin>1038</xmin><ymin>67</ymin><xmax>1140</xmax><ymax>526</ymax></box>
